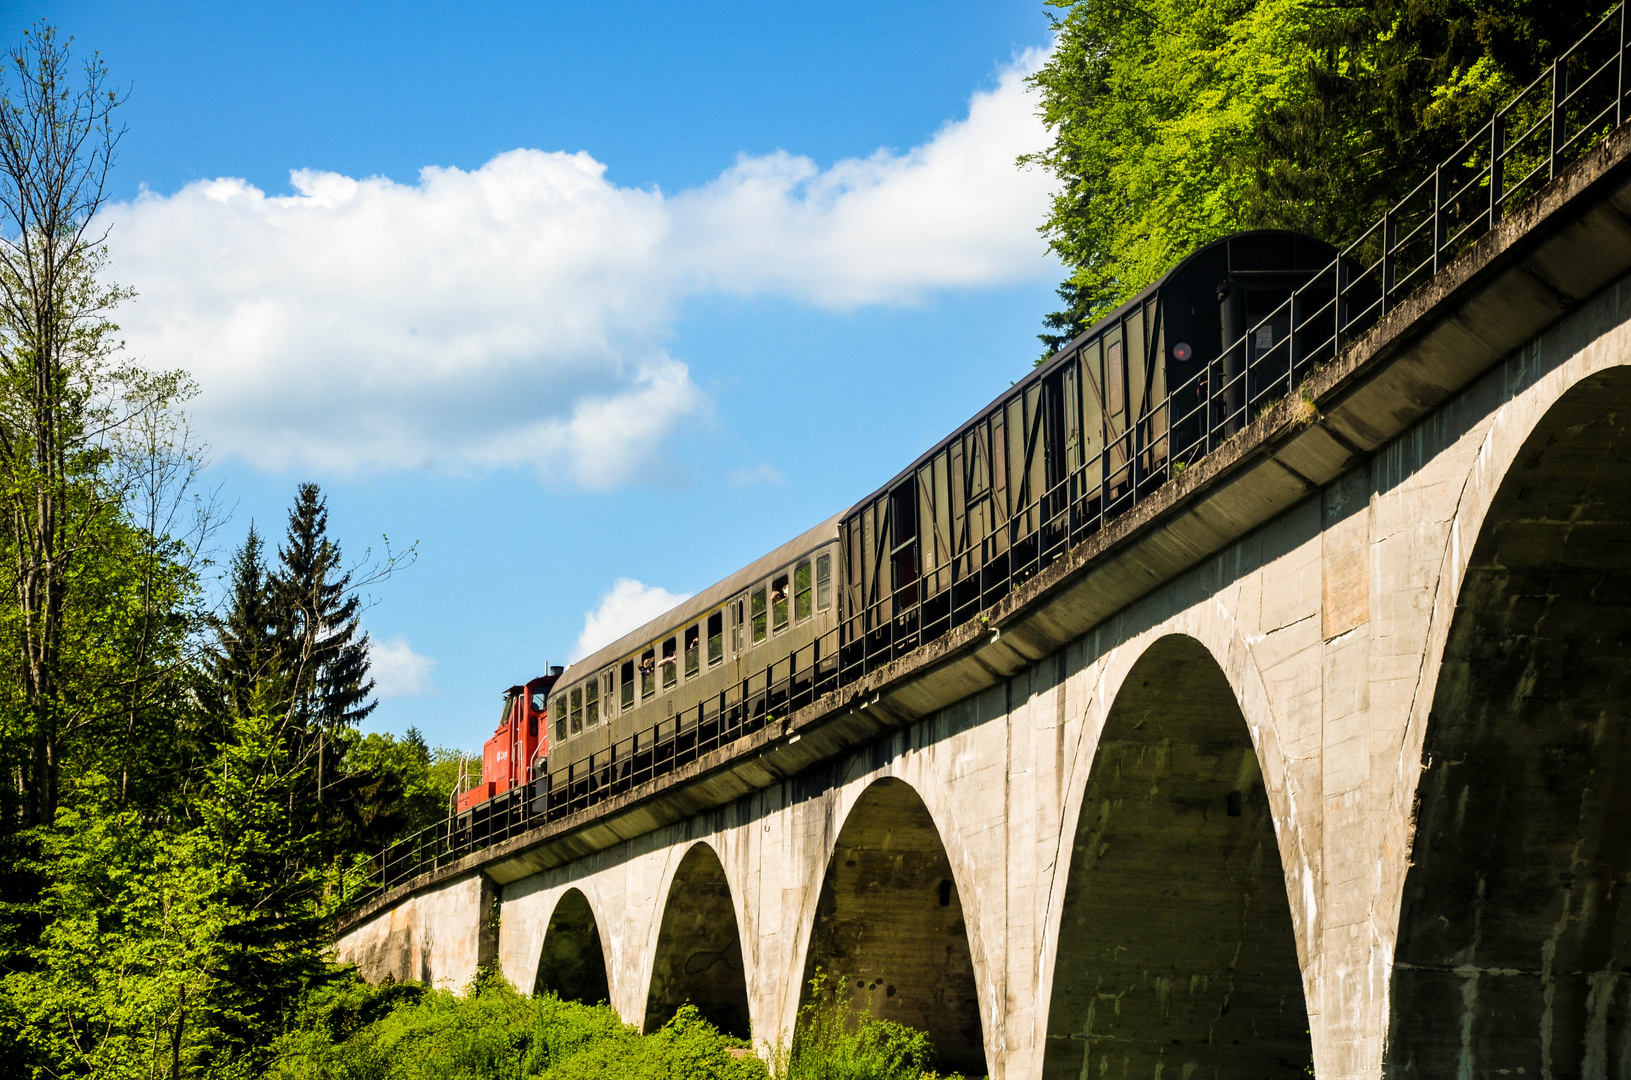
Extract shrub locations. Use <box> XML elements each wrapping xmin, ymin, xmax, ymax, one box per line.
<box><xmin>772</xmin><ymin>972</ymin><xmax>948</xmax><ymax>1080</ymax></box>
<box><xmin>267</xmin><ymin>967</ymin><xmax>766</xmax><ymax>1080</ymax></box>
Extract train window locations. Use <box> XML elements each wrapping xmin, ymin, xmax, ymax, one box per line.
<box><xmin>585</xmin><ymin>679</ymin><xmax>599</xmax><ymax>727</ymax></box>
<box><xmin>620</xmin><ymin>660</ymin><xmax>635</xmax><ymax>708</ymax></box>
<box><xmin>816</xmin><ymin>553</ymin><xmax>832</xmax><ymax>610</ymax></box>
<box><xmin>707</xmin><ymin>611</ymin><xmax>724</xmax><ymax>665</ymax></box>
<box><xmin>661</xmin><ymin>637</ymin><xmax>677</xmax><ymax>689</ymax></box>
<box><xmin>602</xmin><ymin>670</ymin><xmax>616</xmax><ymax>716</ymax></box>
<box><xmin>751</xmin><ymin>587</ymin><xmax>767</xmax><ymax>644</ymax></box>
<box><xmin>730</xmin><ymin>598</ymin><xmax>745</xmax><ymax>653</ymax></box>
<box><xmin>684</xmin><ymin>625</ymin><xmax>700</xmax><ymax>677</ymax></box>
<box><xmin>640</xmin><ymin>649</ymin><xmax>656</xmax><ymax>698</ymax></box>
<box><xmin>531</xmin><ymin>691</ymin><xmax>545</xmax><ymax>712</ymax></box>
<box><xmin>794</xmin><ymin>561</ymin><xmax>812</xmax><ymax>622</ymax></box>
<box><xmin>570</xmin><ymin>688</ymin><xmax>583</xmax><ymax>735</ymax></box>
<box><xmin>554</xmin><ymin>696</ymin><xmax>568</xmax><ymax>743</ymax></box>
<box><xmin>771</xmin><ymin>574</ymin><xmax>790</xmax><ymax>631</ymax></box>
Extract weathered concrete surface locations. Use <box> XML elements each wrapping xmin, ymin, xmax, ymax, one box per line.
<box><xmin>334</xmin><ymin>135</ymin><xmax>1631</xmax><ymax>1079</ymax></box>
<box><xmin>334</xmin><ymin>872</ymin><xmax>495</xmax><ymax>991</ymax></box>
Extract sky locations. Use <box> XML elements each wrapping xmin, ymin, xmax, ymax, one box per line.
<box><xmin>20</xmin><ymin>0</ymin><xmax>1063</xmax><ymax>751</ymax></box>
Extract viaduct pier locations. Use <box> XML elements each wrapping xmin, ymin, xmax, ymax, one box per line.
<box><xmin>338</xmin><ymin>37</ymin><xmax>1631</xmax><ymax>1080</ymax></box>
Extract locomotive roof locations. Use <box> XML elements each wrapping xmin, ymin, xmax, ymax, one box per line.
<box><xmin>840</xmin><ymin>229</ymin><xmax>1339</xmax><ymax>516</ymax></box>
<box><xmin>557</xmin><ymin>512</ymin><xmax>844</xmax><ymax>685</ymax></box>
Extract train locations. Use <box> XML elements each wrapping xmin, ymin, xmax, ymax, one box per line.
<box><xmin>449</xmin><ymin>229</ymin><xmax>1362</xmax><ymax>835</ymax></box>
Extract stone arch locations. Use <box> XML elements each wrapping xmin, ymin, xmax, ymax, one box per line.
<box><xmin>1386</xmin><ymin>367</ymin><xmax>1631</xmax><ymax>1077</ymax></box>
<box><xmin>534</xmin><ymin>888</ymin><xmax>611</xmax><ymax>1005</ymax></box>
<box><xmin>1042</xmin><ymin>632</ymin><xmax>1312</xmax><ymax>1079</ymax></box>
<box><xmin>797</xmin><ymin>776</ymin><xmax>986</xmax><ymax>1077</ymax></box>
<box><xmin>644</xmin><ymin>841</ymin><xmax>751</xmax><ymax>1039</ymax></box>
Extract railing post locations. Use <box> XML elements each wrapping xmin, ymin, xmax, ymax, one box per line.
<box><xmin>1288</xmin><ymin>288</ymin><xmax>1303</xmax><ymax>382</ymax></box>
<box><xmin>1489</xmin><ymin>114</ymin><xmax>1505</xmax><ymax>229</ymax></box>
<box><xmin>1382</xmin><ymin>210</ymin><xmax>1397</xmax><ymax>315</ymax></box>
<box><xmin>1432</xmin><ymin>165</ymin><xmax>1446</xmax><ymax>274</ymax></box>
<box><xmin>1620</xmin><ymin>1</ymin><xmax>1628</xmax><ymax>128</ymax></box>
<box><xmin>1551</xmin><ymin>57</ymin><xmax>1562</xmax><ymax>179</ymax></box>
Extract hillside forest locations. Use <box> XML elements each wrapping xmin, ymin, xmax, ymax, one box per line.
<box><xmin>0</xmin><ymin>2</ymin><xmax>1607</xmax><ymax>1077</ymax></box>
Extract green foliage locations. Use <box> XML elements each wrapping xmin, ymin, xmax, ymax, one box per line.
<box><xmin>344</xmin><ymin>727</ymin><xmax>467</xmax><ymax>837</ymax></box>
<box><xmin>5</xmin><ymin>699</ymin><xmax>335</xmax><ymax>1077</ymax></box>
<box><xmin>1023</xmin><ymin>0</ymin><xmax>1615</xmax><ymax>350</ymax></box>
<box><xmin>268</xmin><ymin>970</ymin><xmax>768</xmax><ymax>1080</ymax></box>
<box><xmin>772</xmin><ymin>973</ymin><xmax>946</xmax><ymax>1080</ymax></box>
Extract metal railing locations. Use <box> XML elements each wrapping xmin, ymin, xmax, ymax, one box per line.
<box><xmin>348</xmin><ymin>4</ymin><xmax>1631</xmax><ymax>909</ymax></box>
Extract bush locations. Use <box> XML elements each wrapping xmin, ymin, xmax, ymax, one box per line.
<box><xmin>267</xmin><ymin>967</ymin><xmax>766</xmax><ymax>1080</ymax></box>
<box><xmin>773</xmin><ymin>972</ymin><xmax>949</xmax><ymax>1080</ymax></box>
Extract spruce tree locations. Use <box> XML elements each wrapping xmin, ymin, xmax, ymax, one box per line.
<box><xmin>269</xmin><ymin>483</ymin><xmax>376</xmax><ymax>846</ymax></box>
<box><xmin>204</xmin><ymin>524</ymin><xmax>278</xmax><ymax>731</ymax></box>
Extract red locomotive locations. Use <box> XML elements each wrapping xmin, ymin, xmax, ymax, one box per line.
<box><xmin>455</xmin><ymin>668</ymin><xmax>562</xmax><ymax>814</ymax></box>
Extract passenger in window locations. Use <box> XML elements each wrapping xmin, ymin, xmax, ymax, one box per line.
<box><xmin>640</xmin><ymin>650</ymin><xmax>656</xmax><ymax>698</ymax></box>
<box><xmin>772</xmin><ymin>574</ymin><xmax>789</xmax><ymax>631</ymax></box>
<box><xmin>661</xmin><ymin>637</ymin><xmax>677</xmax><ymax>689</ymax></box>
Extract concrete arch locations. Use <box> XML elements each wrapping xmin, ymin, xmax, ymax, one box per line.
<box><xmin>643</xmin><ymin>841</ymin><xmax>752</xmax><ymax>1039</ymax></box>
<box><xmin>1042</xmin><ymin>632</ymin><xmax>1313</xmax><ymax>1079</ymax></box>
<box><xmin>1386</xmin><ymin>366</ymin><xmax>1631</xmax><ymax>1077</ymax></box>
<box><xmin>534</xmin><ymin>887</ymin><xmax>611</xmax><ymax>1005</ymax></box>
<box><xmin>796</xmin><ymin>775</ymin><xmax>987</xmax><ymax>1077</ymax></box>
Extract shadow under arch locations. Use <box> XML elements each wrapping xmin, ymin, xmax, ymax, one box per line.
<box><xmin>797</xmin><ymin>777</ymin><xmax>986</xmax><ymax>1077</ymax></box>
<box><xmin>644</xmin><ymin>842</ymin><xmax>751</xmax><ymax>1039</ymax></box>
<box><xmin>1387</xmin><ymin>367</ymin><xmax>1631</xmax><ymax>1077</ymax></box>
<box><xmin>1042</xmin><ymin>633</ymin><xmax>1311</xmax><ymax>1079</ymax></box>
<box><xmin>534</xmin><ymin>888</ymin><xmax>611</xmax><ymax>1005</ymax></box>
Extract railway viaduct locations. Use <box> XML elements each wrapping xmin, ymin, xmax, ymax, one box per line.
<box><xmin>336</xmin><ymin>125</ymin><xmax>1631</xmax><ymax>1078</ymax></box>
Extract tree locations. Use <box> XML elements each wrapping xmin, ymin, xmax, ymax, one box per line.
<box><xmin>1021</xmin><ymin>0</ymin><xmax>1614</xmax><ymax>351</ymax></box>
<box><xmin>266</xmin><ymin>483</ymin><xmax>375</xmax><ymax>855</ymax></box>
<box><xmin>0</xmin><ymin>23</ymin><xmax>190</xmax><ymax>828</ymax></box>
<box><xmin>203</xmin><ymin>525</ymin><xmax>276</xmax><ymax>730</ymax></box>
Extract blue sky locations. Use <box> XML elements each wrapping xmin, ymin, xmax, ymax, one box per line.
<box><xmin>24</xmin><ymin>1</ymin><xmax>1062</xmax><ymax>751</ymax></box>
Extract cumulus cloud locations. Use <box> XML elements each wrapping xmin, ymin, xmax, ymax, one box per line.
<box><xmin>104</xmin><ymin>49</ymin><xmax>1055</xmax><ymax>484</ymax></box>
<box><xmin>370</xmin><ymin>635</ymin><xmax>437</xmax><ymax>698</ymax></box>
<box><xmin>572</xmin><ymin>578</ymin><xmax>693</xmax><ymax>662</ymax></box>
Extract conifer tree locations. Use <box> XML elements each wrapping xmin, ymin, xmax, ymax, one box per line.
<box><xmin>269</xmin><ymin>483</ymin><xmax>375</xmax><ymax>846</ymax></box>
<box><xmin>203</xmin><ymin>524</ymin><xmax>277</xmax><ymax>730</ymax></box>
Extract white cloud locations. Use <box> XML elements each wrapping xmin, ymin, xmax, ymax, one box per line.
<box><xmin>104</xmin><ymin>49</ymin><xmax>1055</xmax><ymax>484</ymax></box>
<box><xmin>572</xmin><ymin>578</ymin><xmax>693</xmax><ymax>662</ymax></box>
<box><xmin>370</xmin><ymin>635</ymin><xmax>437</xmax><ymax>698</ymax></box>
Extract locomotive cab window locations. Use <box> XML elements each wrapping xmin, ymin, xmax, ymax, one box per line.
<box><xmin>751</xmin><ymin>587</ymin><xmax>767</xmax><ymax>644</ymax></box>
<box><xmin>771</xmin><ymin>574</ymin><xmax>790</xmax><ymax>631</ymax></box>
<box><xmin>640</xmin><ymin>649</ymin><xmax>656</xmax><ymax>699</ymax></box>
<box><xmin>707</xmin><ymin>611</ymin><xmax>724</xmax><ymax>666</ymax></box>
<box><xmin>620</xmin><ymin>660</ymin><xmax>635</xmax><ymax>708</ymax></box>
<box><xmin>684</xmin><ymin>624</ymin><xmax>700</xmax><ymax>677</ymax></box>
<box><xmin>530</xmin><ymin>690</ymin><xmax>545</xmax><ymax>713</ymax></box>
<box><xmin>794</xmin><ymin>560</ymin><xmax>812</xmax><ymax>622</ymax></box>
<box><xmin>816</xmin><ymin>553</ymin><xmax>832</xmax><ymax>610</ymax></box>
<box><xmin>661</xmin><ymin>637</ymin><xmax>677</xmax><ymax>689</ymax></box>
<box><xmin>584</xmin><ymin>679</ymin><xmax>599</xmax><ymax>727</ymax></box>
<box><xmin>570</xmin><ymin>688</ymin><xmax>583</xmax><ymax>735</ymax></box>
